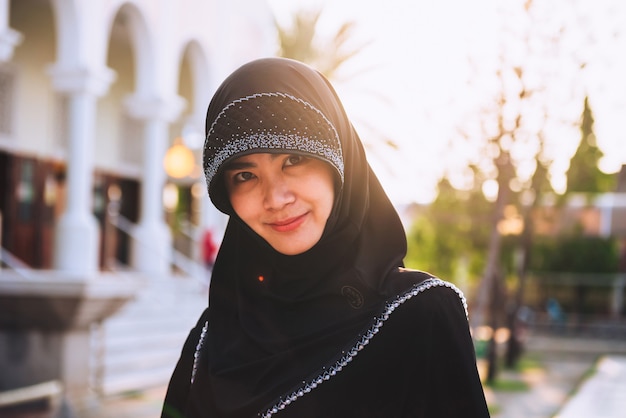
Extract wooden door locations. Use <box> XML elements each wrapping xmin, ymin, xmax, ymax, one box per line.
<box><xmin>0</xmin><ymin>153</ymin><xmax>56</xmax><ymax>268</ymax></box>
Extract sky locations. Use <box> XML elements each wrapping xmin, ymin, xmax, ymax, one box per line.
<box><xmin>266</xmin><ymin>0</ymin><xmax>626</xmax><ymax>205</ymax></box>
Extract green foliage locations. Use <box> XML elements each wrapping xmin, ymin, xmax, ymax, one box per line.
<box><xmin>406</xmin><ymin>215</ymin><xmax>464</xmax><ymax>279</ymax></box>
<box><xmin>405</xmin><ymin>178</ymin><xmax>493</xmax><ymax>282</ymax></box>
<box><xmin>486</xmin><ymin>378</ymin><xmax>530</xmax><ymax>392</ymax></box>
<box><xmin>513</xmin><ymin>355</ymin><xmax>543</xmax><ymax>373</ymax></box>
<box><xmin>530</xmin><ymin>233</ymin><xmax>619</xmax><ymax>273</ymax></box>
<box><xmin>499</xmin><ymin>234</ymin><xmax>522</xmax><ymax>275</ymax></box>
<box><xmin>566</xmin><ymin>97</ymin><xmax>615</xmax><ymax>194</ymax></box>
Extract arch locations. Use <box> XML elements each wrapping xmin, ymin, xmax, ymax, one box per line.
<box><xmin>177</xmin><ymin>39</ymin><xmax>212</xmax><ymax>120</ymax></box>
<box><xmin>104</xmin><ymin>1</ymin><xmax>155</xmax><ymax>97</ymax></box>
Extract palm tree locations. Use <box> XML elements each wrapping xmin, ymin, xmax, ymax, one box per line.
<box><xmin>274</xmin><ymin>8</ymin><xmax>368</xmax><ymax>82</ymax></box>
<box><xmin>274</xmin><ymin>8</ymin><xmax>398</xmax><ymax>156</ymax></box>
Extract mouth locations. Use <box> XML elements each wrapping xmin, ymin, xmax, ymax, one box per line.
<box><xmin>268</xmin><ymin>213</ymin><xmax>308</xmax><ymax>232</ymax></box>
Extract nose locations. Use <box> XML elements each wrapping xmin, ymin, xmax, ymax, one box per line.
<box><xmin>262</xmin><ymin>175</ymin><xmax>295</xmax><ymax>210</ymax></box>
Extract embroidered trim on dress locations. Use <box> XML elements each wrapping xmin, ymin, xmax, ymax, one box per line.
<box><xmin>259</xmin><ymin>278</ymin><xmax>468</xmax><ymax>417</ymax></box>
<box><xmin>191</xmin><ymin>320</ymin><xmax>208</xmax><ymax>384</ymax></box>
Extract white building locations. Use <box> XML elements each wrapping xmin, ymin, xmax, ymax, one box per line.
<box><xmin>0</xmin><ymin>0</ymin><xmax>276</xmax><ymax>412</ymax></box>
<box><xmin>0</xmin><ymin>0</ymin><xmax>275</xmax><ymax>275</ymax></box>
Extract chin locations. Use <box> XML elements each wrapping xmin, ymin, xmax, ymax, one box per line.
<box><xmin>271</xmin><ymin>241</ymin><xmax>315</xmax><ymax>256</ymax></box>
<box><xmin>274</xmin><ymin>247</ymin><xmax>306</xmax><ymax>256</ymax></box>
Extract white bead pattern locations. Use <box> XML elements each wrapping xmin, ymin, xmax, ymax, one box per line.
<box><xmin>259</xmin><ymin>278</ymin><xmax>468</xmax><ymax>417</ymax></box>
<box><xmin>191</xmin><ymin>320</ymin><xmax>208</xmax><ymax>384</ymax></box>
<box><xmin>204</xmin><ymin>92</ymin><xmax>344</xmax><ymax>187</ymax></box>
<box><xmin>206</xmin><ymin>133</ymin><xmax>344</xmax><ymax>187</ymax></box>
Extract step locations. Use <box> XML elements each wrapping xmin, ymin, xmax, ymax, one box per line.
<box><xmin>103</xmin><ymin>346</ymin><xmax>183</xmax><ymax>375</ymax></box>
<box><xmin>96</xmin><ymin>277</ymin><xmax>207</xmax><ymax>396</ymax></box>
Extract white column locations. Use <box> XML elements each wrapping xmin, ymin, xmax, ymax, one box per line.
<box><xmin>48</xmin><ymin>66</ymin><xmax>115</xmax><ymax>275</ymax></box>
<box><xmin>0</xmin><ymin>0</ymin><xmax>23</xmax><ymax>62</ymax></box>
<box><xmin>125</xmin><ymin>95</ymin><xmax>184</xmax><ymax>274</ymax></box>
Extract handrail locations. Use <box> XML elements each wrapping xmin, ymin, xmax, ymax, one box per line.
<box><xmin>0</xmin><ymin>380</ymin><xmax>63</xmax><ymax>407</ymax></box>
<box><xmin>529</xmin><ymin>272</ymin><xmax>626</xmax><ymax>287</ymax></box>
<box><xmin>0</xmin><ymin>247</ymin><xmax>35</xmax><ymax>279</ymax></box>
<box><xmin>0</xmin><ymin>214</ymin><xmax>208</xmax><ymax>284</ymax></box>
<box><xmin>109</xmin><ymin>214</ymin><xmax>209</xmax><ymax>284</ymax></box>
<box><xmin>178</xmin><ymin>218</ymin><xmax>201</xmax><ymax>242</ymax></box>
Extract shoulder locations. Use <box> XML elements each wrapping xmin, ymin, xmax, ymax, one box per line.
<box><xmin>386</xmin><ymin>268</ymin><xmax>468</xmax><ymax>321</ymax></box>
<box><xmin>392</xmin><ymin>268</ymin><xmax>467</xmax><ymax>307</ymax></box>
<box><xmin>376</xmin><ymin>270</ymin><xmax>475</xmax><ymax>358</ymax></box>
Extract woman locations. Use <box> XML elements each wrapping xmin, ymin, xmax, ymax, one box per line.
<box><xmin>162</xmin><ymin>57</ymin><xmax>490</xmax><ymax>417</ymax></box>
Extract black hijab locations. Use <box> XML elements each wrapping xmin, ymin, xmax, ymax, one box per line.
<box><xmin>200</xmin><ymin>57</ymin><xmax>412</xmax><ymax>417</ymax></box>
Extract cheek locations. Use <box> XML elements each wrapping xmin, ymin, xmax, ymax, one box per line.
<box><xmin>310</xmin><ymin>171</ymin><xmax>335</xmax><ymax>219</ymax></box>
<box><xmin>229</xmin><ymin>192</ymin><xmax>256</xmax><ymax>224</ymax></box>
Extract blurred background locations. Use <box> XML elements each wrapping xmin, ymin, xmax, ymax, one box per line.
<box><xmin>0</xmin><ymin>0</ymin><xmax>625</xmax><ymax>417</ymax></box>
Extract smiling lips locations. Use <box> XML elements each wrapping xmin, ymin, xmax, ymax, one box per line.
<box><xmin>268</xmin><ymin>213</ymin><xmax>308</xmax><ymax>232</ymax></box>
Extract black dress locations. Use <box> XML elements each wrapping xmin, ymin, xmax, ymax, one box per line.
<box><xmin>161</xmin><ymin>57</ymin><xmax>490</xmax><ymax>418</ymax></box>
<box><xmin>162</xmin><ymin>272</ymin><xmax>489</xmax><ymax>418</ymax></box>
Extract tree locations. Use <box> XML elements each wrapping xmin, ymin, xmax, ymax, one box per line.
<box><xmin>458</xmin><ymin>0</ymin><xmax>624</xmax><ymax>378</ymax></box>
<box><xmin>273</xmin><ymin>8</ymin><xmax>396</xmax><ymax>158</ymax></box>
<box><xmin>504</xmin><ymin>149</ymin><xmax>551</xmax><ymax>367</ymax></box>
<box><xmin>566</xmin><ymin>96</ymin><xmax>615</xmax><ymax>194</ymax></box>
<box><xmin>274</xmin><ymin>9</ymin><xmax>367</xmax><ymax>81</ymax></box>
<box><xmin>405</xmin><ymin>176</ymin><xmax>492</xmax><ymax>281</ymax></box>
<box><xmin>451</xmin><ymin>0</ymin><xmax>583</xmax><ymax>382</ymax></box>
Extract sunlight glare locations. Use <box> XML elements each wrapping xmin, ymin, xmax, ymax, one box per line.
<box><xmin>482</xmin><ymin>179</ymin><xmax>499</xmax><ymax>202</ymax></box>
<box><xmin>266</xmin><ymin>0</ymin><xmax>626</xmax><ymax>205</ymax></box>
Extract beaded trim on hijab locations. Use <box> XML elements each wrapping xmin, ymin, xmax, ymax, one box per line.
<box><xmin>203</xmin><ymin>92</ymin><xmax>344</xmax><ymax>190</ymax></box>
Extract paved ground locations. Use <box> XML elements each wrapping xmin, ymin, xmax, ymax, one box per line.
<box><xmin>5</xmin><ymin>333</ymin><xmax>625</xmax><ymax>417</ymax></box>
<box><xmin>485</xmin><ymin>333</ymin><xmax>626</xmax><ymax>418</ymax></box>
<box><xmin>88</xmin><ymin>386</ymin><xmax>167</xmax><ymax>418</ymax></box>
<box><xmin>486</xmin><ymin>353</ymin><xmax>596</xmax><ymax>418</ymax></box>
<box><xmin>556</xmin><ymin>355</ymin><xmax>626</xmax><ymax>418</ymax></box>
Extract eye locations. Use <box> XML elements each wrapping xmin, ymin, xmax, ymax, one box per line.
<box><xmin>284</xmin><ymin>154</ymin><xmax>306</xmax><ymax>167</ymax></box>
<box><xmin>232</xmin><ymin>171</ymin><xmax>255</xmax><ymax>183</ymax></box>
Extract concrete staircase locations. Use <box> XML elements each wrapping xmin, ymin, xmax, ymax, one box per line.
<box><xmin>96</xmin><ymin>275</ymin><xmax>208</xmax><ymax>396</ymax></box>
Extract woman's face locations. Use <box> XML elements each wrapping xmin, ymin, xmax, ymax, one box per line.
<box><xmin>224</xmin><ymin>153</ymin><xmax>335</xmax><ymax>255</ymax></box>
